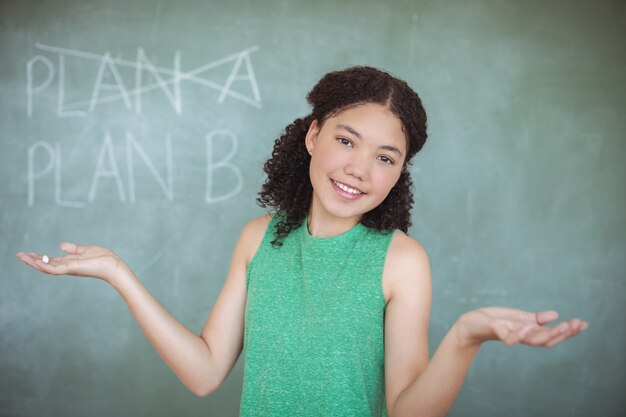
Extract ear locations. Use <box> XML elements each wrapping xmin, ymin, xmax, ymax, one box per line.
<box><xmin>304</xmin><ymin>119</ymin><xmax>320</xmax><ymax>155</ymax></box>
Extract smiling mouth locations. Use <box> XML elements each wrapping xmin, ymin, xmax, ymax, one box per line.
<box><xmin>331</xmin><ymin>179</ymin><xmax>366</xmax><ymax>195</ymax></box>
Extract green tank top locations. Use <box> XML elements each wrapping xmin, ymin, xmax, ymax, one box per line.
<box><xmin>241</xmin><ymin>212</ymin><xmax>398</xmax><ymax>417</ymax></box>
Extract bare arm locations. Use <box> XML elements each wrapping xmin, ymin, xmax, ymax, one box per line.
<box><xmin>16</xmin><ymin>215</ymin><xmax>270</xmax><ymax>397</ymax></box>
<box><xmin>389</xmin><ymin>319</ymin><xmax>480</xmax><ymax>417</ymax></box>
<box><xmin>383</xmin><ymin>233</ymin><xmax>588</xmax><ymax>417</ymax></box>
<box><xmin>110</xmin><ymin>267</ymin><xmax>218</xmax><ymax>396</ymax></box>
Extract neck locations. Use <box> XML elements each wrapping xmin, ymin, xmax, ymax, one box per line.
<box><xmin>306</xmin><ymin>206</ymin><xmax>362</xmax><ymax>238</ymax></box>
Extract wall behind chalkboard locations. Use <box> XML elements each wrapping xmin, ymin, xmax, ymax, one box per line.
<box><xmin>1</xmin><ymin>1</ymin><xmax>624</xmax><ymax>416</ymax></box>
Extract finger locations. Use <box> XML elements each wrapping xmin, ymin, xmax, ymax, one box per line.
<box><xmin>27</xmin><ymin>252</ymin><xmax>60</xmax><ymax>266</ymax></box>
<box><xmin>60</xmin><ymin>242</ymin><xmax>88</xmax><ymax>255</ymax></box>
<box><xmin>548</xmin><ymin>319</ymin><xmax>589</xmax><ymax>347</ymax></box>
<box><xmin>41</xmin><ymin>254</ymin><xmax>83</xmax><ymax>271</ymax></box>
<box><xmin>33</xmin><ymin>258</ymin><xmax>71</xmax><ymax>275</ymax></box>
<box><xmin>564</xmin><ymin>318</ymin><xmax>587</xmax><ymax>338</ymax></box>
<box><xmin>484</xmin><ymin>307</ymin><xmax>556</xmax><ymax>324</ymax></box>
<box><xmin>569</xmin><ymin>318</ymin><xmax>582</xmax><ymax>332</ymax></box>
<box><xmin>531</xmin><ymin>320</ymin><xmax>579</xmax><ymax>347</ymax></box>
<box><xmin>481</xmin><ymin>307</ymin><xmax>528</xmax><ymax>320</ymax></box>
<box><xmin>536</xmin><ymin>310</ymin><xmax>559</xmax><ymax>325</ymax></box>
<box><xmin>16</xmin><ymin>253</ymin><xmax>46</xmax><ymax>272</ymax></box>
<box><xmin>544</xmin><ymin>327</ymin><xmax>577</xmax><ymax>348</ymax></box>
<box><xmin>523</xmin><ymin>322</ymin><xmax>568</xmax><ymax>346</ymax></box>
<box><xmin>523</xmin><ymin>329</ymin><xmax>554</xmax><ymax>347</ymax></box>
<box><xmin>16</xmin><ymin>252</ymin><xmax>38</xmax><ymax>261</ymax></box>
<box><xmin>575</xmin><ymin>321</ymin><xmax>589</xmax><ymax>335</ymax></box>
<box><xmin>544</xmin><ymin>334</ymin><xmax>569</xmax><ymax>348</ymax></box>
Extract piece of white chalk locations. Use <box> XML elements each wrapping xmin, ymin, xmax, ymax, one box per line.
<box><xmin>42</xmin><ymin>255</ymin><xmax>49</xmax><ymax>264</ymax></box>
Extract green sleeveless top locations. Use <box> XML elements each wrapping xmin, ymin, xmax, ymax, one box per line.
<box><xmin>241</xmin><ymin>212</ymin><xmax>398</xmax><ymax>417</ymax></box>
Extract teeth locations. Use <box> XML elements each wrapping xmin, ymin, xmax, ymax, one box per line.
<box><xmin>333</xmin><ymin>180</ymin><xmax>363</xmax><ymax>195</ymax></box>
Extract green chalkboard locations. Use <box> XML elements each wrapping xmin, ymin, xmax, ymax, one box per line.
<box><xmin>1</xmin><ymin>1</ymin><xmax>624</xmax><ymax>416</ymax></box>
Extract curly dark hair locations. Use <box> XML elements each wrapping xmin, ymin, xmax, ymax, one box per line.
<box><xmin>257</xmin><ymin>65</ymin><xmax>428</xmax><ymax>247</ymax></box>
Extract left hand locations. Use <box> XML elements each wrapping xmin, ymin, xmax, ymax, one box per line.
<box><xmin>455</xmin><ymin>307</ymin><xmax>588</xmax><ymax>349</ymax></box>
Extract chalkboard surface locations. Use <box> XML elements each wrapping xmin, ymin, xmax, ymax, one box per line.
<box><xmin>1</xmin><ymin>1</ymin><xmax>624</xmax><ymax>416</ymax></box>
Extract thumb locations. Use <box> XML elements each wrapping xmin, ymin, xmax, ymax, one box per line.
<box><xmin>536</xmin><ymin>310</ymin><xmax>559</xmax><ymax>325</ymax></box>
<box><xmin>60</xmin><ymin>242</ymin><xmax>83</xmax><ymax>254</ymax></box>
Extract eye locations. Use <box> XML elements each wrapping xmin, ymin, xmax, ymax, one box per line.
<box><xmin>337</xmin><ymin>137</ymin><xmax>353</xmax><ymax>147</ymax></box>
<box><xmin>378</xmin><ymin>155</ymin><xmax>394</xmax><ymax>165</ymax></box>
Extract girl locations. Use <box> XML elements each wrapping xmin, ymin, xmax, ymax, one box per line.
<box><xmin>16</xmin><ymin>66</ymin><xmax>587</xmax><ymax>417</ymax></box>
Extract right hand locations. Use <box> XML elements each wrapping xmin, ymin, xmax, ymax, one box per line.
<box><xmin>16</xmin><ymin>242</ymin><xmax>131</xmax><ymax>284</ymax></box>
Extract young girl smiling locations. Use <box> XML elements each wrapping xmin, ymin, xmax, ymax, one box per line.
<box><xmin>17</xmin><ymin>66</ymin><xmax>587</xmax><ymax>417</ymax></box>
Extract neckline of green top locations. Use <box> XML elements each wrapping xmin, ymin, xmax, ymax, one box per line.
<box><xmin>301</xmin><ymin>214</ymin><xmax>366</xmax><ymax>244</ymax></box>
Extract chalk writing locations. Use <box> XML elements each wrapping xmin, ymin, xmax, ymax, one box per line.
<box><xmin>26</xmin><ymin>43</ymin><xmax>261</xmax><ymax>117</ymax></box>
<box><xmin>205</xmin><ymin>130</ymin><xmax>242</xmax><ymax>204</ymax></box>
<box><xmin>126</xmin><ymin>132</ymin><xmax>174</xmax><ymax>203</ymax></box>
<box><xmin>27</xmin><ymin>130</ymin><xmax>242</xmax><ymax>206</ymax></box>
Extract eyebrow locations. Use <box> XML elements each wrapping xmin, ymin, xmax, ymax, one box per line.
<box><xmin>335</xmin><ymin>124</ymin><xmax>404</xmax><ymax>157</ymax></box>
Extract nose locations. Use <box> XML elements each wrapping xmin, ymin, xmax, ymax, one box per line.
<box><xmin>344</xmin><ymin>152</ymin><xmax>370</xmax><ymax>182</ymax></box>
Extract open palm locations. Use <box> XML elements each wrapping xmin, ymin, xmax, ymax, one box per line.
<box><xmin>16</xmin><ymin>242</ymin><xmax>128</xmax><ymax>283</ymax></box>
<box><xmin>457</xmin><ymin>307</ymin><xmax>588</xmax><ymax>349</ymax></box>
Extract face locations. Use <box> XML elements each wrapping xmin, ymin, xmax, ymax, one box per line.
<box><xmin>305</xmin><ymin>102</ymin><xmax>407</xmax><ymax>224</ymax></box>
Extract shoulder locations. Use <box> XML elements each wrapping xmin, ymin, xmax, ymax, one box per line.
<box><xmin>383</xmin><ymin>230</ymin><xmax>432</xmax><ymax>301</ymax></box>
<box><xmin>240</xmin><ymin>214</ymin><xmax>273</xmax><ymax>266</ymax></box>
<box><xmin>242</xmin><ymin>213</ymin><xmax>273</xmax><ymax>237</ymax></box>
<box><xmin>386</xmin><ymin>230</ymin><xmax>429</xmax><ymax>272</ymax></box>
